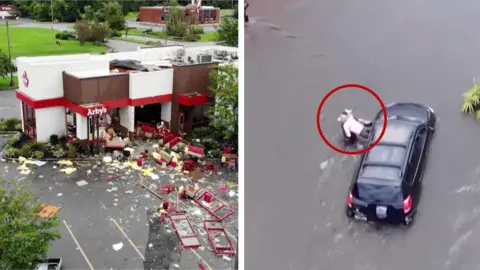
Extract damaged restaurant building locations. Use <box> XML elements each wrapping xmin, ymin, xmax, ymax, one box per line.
<box><xmin>15</xmin><ymin>45</ymin><xmax>238</xmax><ymax>143</ymax></box>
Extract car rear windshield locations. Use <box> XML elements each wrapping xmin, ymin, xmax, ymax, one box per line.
<box><xmin>356</xmin><ymin>183</ymin><xmax>403</xmax><ymax>204</ymax></box>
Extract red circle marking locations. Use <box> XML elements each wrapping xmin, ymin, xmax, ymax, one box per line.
<box><xmin>316</xmin><ymin>84</ymin><xmax>387</xmax><ymax>155</ymax></box>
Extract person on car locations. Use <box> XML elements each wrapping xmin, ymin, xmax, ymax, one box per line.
<box><xmin>337</xmin><ymin>109</ymin><xmax>372</xmax><ymax>144</ymax></box>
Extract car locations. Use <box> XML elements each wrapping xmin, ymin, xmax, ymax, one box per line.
<box><xmin>345</xmin><ymin>102</ymin><xmax>436</xmax><ymax>225</ymax></box>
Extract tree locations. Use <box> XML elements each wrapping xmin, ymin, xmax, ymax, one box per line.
<box><xmin>31</xmin><ymin>1</ymin><xmax>50</xmax><ymax>22</ymax></box>
<box><xmin>74</xmin><ymin>20</ymin><xmax>90</xmax><ymax>45</ymax></box>
<box><xmin>0</xmin><ymin>50</ymin><xmax>15</xmax><ymax>79</ymax></box>
<box><xmin>96</xmin><ymin>2</ymin><xmax>126</xmax><ymax>31</ymax></box>
<box><xmin>209</xmin><ymin>65</ymin><xmax>238</xmax><ymax>142</ymax></box>
<box><xmin>90</xmin><ymin>22</ymin><xmax>108</xmax><ymax>43</ymax></box>
<box><xmin>216</xmin><ymin>18</ymin><xmax>238</xmax><ymax>47</ymax></box>
<box><xmin>83</xmin><ymin>5</ymin><xmax>96</xmax><ymax>21</ymax></box>
<box><xmin>0</xmin><ymin>180</ymin><xmax>61</xmax><ymax>269</ymax></box>
<box><xmin>166</xmin><ymin>1</ymin><xmax>188</xmax><ymax>37</ymax></box>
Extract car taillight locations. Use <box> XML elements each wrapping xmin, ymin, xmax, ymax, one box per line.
<box><xmin>347</xmin><ymin>191</ymin><xmax>353</xmax><ymax>208</ymax></box>
<box><xmin>403</xmin><ymin>195</ymin><xmax>412</xmax><ymax>214</ymax></box>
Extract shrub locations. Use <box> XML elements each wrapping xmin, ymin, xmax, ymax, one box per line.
<box><xmin>49</xmin><ymin>134</ymin><xmax>60</xmax><ymax>145</ymax></box>
<box><xmin>33</xmin><ymin>150</ymin><xmax>44</xmax><ymax>159</ymax></box>
<box><xmin>191</xmin><ymin>25</ymin><xmax>204</xmax><ymax>34</ymax></box>
<box><xmin>4</xmin><ymin>147</ymin><xmax>19</xmax><ymax>158</ymax></box>
<box><xmin>143</xmin><ymin>28</ymin><xmax>153</xmax><ymax>34</ymax></box>
<box><xmin>52</xmin><ymin>147</ymin><xmax>67</xmax><ymax>158</ymax></box>
<box><xmin>182</xmin><ymin>31</ymin><xmax>199</xmax><ymax>42</ymax></box>
<box><xmin>6</xmin><ymin>134</ymin><xmax>20</xmax><ymax>147</ymax></box>
<box><xmin>0</xmin><ymin>118</ymin><xmax>21</xmax><ymax>131</ymax></box>
<box><xmin>18</xmin><ymin>141</ymin><xmax>46</xmax><ymax>158</ymax></box>
<box><xmin>461</xmin><ymin>79</ymin><xmax>480</xmax><ymax>119</ymax></box>
<box><xmin>55</xmin><ymin>31</ymin><xmax>75</xmax><ymax>40</ymax></box>
<box><xmin>68</xmin><ymin>145</ymin><xmax>77</xmax><ymax>158</ymax></box>
<box><xmin>18</xmin><ymin>143</ymin><xmax>32</xmax><ymax>158</ymax></box>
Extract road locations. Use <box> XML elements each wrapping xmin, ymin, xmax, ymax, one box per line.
<box><xmin>10</xmin><ymin>18</ymin><xmax>217</xmax><ymax>32</ymax></box>
<box><xmin>245</xmin><ymin>1</ymin><xmax>480</xmax><ymax>270</ymax></box>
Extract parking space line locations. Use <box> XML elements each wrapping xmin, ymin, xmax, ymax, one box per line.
<box><xmin>62</xmin><ymin>220</ymin><xmax>94</xmax><ymax>270</ymax></box>
<box><xmin>190</xmin><ymin>249</ymin><xmax>213</xmax><ymax>270</ymax></box>
<box><xmin>110</xmin><ymin>217</ymin><xmax>145</xmax><ymax>261</ymax></box>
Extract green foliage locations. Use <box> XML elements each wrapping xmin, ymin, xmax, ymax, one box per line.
<box><xmin>33</xmin><ymin>150</ymin><xmax>44</xmax><ymax>159</ymax></box>
<box><xmin>0</xmin><ymin>180</ymin><xmax>61</xmax><ymax>269</ymax></box>
<box><xmin>30</xmin><ymin>1</ymin><xmax>51</xmax><ymax>22</ymax></box>
<box><xmin>49</xmin><ymin>134</ymin><xmax>60</xmax><ymax>145</ymax></box>
<box><xmin>51</xmin><ymin>147</ymin><xmax>67</xmax><ymax>158</ymax></box>
<box><xmin>461</xmin><ymin>79</ymin><xmax>480</xmax><ymax>120</ymax></box>
<box><xmin>68</xmin><ymin>144</ymin><xmax>77</xmax><ymax>158</ymax></box>
<box><xmin>216</xmin><ymin>18</ymin><xmax>238</xmax><ymax>47</ymax></box>
<box><xmin>0</xmin><ymin>118</ymin><xmax>21</xmax><ymax>131</ymax></box>
<box><xmin>208</xmin><ymin>65</ymin><xmax>238</xmax><ymax>142</ymax></box>
<box><xmin>3</xmin><ymin>147</ymin><xmax>19</xmax><ymax>158</ymax></box>
<box><xmin>74</xmin><ymin>20</ymin><xmax>109</xmax><ymax>45</ymax></box>
<box><xmin>0</xmin><ymin>50</ymin><xmax>16</xmax><ymax>79</ymax></box>
<box><xmin>191</xmin><ymin>25</ymin><xmax>205</xmax><ymax>35</ymax></box>
<box><xmin>55</xmin><ymin>30</ymin><xmax>75</xmax><ymax>40</ymax></box>
<box><xmin>86</xmin><ymin>2</ymin><xmax>126</xmax><ymax>31</ymax></box>
<box><xmin>18</xmin><ymin>141</ymin><xmax>46</xmax><ymax>158</ymax></box>
<box><xmin>6</xmin><ymin>134</ymin><xmax>20</xmax><ymax>147</ymax></box>
<box><xmin>166</xmin><ymin>5</ymin><xmax>188</xmax><ymax>37</ymax></box>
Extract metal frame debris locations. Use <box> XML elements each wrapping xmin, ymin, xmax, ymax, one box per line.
<box><xmin>193</xmin><ymin>189</ymin><xmax>235</xmax><ymax>221</ymax></box>
<box><xmin>203</xmin><ymin>220</ymin><xmax>236</xmax><ymax>255</ymax></box>
<box><xmin>168</xmin><ymin>213</ymin><xmax>202</xmax><ymax>248</ymax></box>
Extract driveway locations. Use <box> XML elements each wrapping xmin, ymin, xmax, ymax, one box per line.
<box><xmin>245</xmin><ymin>1</ymin><xmax>480</xmax><ymax>270</ymax></box>
<box><xmin>0</xmin><ymin>89</ymin><xmax>20</xmax><ymax>119</ymax></box>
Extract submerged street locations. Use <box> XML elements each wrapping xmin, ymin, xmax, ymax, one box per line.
<box><xmin>246</xmin><ymin>1</ymin><xmax>480</xmax><ymax>269</ymax></box>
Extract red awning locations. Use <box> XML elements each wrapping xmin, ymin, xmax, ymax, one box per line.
<box><xmin>177</xmin><ymin>93</ymin><xmax>208</xmax><ymax>106</ymax></box>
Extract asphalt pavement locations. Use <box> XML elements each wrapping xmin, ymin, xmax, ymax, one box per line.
<box><xmin>0</xmin><ymin>159</ymin><xmax>238</xmax><ymax>270</ymax></box>
<box><xmin>245</xmin><ymin>1</ymin><xmax>480</xmax><ymax>270</ymax></box>
<box><xmin>0</xmin><ymin>89</ymin><xmax>20</xmax><ymax>118</ymax></box>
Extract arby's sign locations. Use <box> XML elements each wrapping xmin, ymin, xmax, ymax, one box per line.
<box><xmin>87</xmin><ymin>106</ymin><xmax>107</xmax><ymax>116</ymax></box>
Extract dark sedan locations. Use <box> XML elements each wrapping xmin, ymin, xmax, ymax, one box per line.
<box><xmin>346</xmin><ymin>102</ymin><xmax>436</xmax><ymax>225</ymax></box>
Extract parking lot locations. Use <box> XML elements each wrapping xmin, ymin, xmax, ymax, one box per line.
<box><xmin>1</xmin><ymin>160</ymin><xmax>238</xmax><ymax>269</ymax></box>
<box><xmin>246</xmin><ymin>1</ymin><xmax>480</xmax><ymax>269</ymax></box>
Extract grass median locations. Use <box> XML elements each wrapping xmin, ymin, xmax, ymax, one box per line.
<box><xmin>0</xmin><ymin>76</ymin><xmax>18</xmax><ymax>90</ymax></box>
<box><xmin>0</xmin><ymin>26</ymin><xmax>108</xmax><ymax>58</ymax></box>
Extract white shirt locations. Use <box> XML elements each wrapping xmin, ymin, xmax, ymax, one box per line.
<box><xmin>342</xmin><ymin>116</ymin><xmax>364</xmax><ymax>138</ymax></box>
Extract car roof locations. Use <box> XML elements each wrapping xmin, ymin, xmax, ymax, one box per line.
<box><xmin>357</xmin><ymin>120</ymin><xmax>418</xmax><ymax>183</ymax></box>
<box><xmin>372</xmin><ymin>120</ymin><xmax>417</xmax><ymax>146</ymax></box>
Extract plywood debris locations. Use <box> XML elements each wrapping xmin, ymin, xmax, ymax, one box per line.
<box><xmin>37</xmin><ymin>204</ymin><xmax>62</xmax><ymax>218</ymax></box>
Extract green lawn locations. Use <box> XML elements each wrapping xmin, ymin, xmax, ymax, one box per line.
<box><xmin>125</xmin><ymin>12</ymin><xmax>138</xmax><ymax>20</ymax></box>
<box><xmin>0</xmin><ymin>26</ymin><xmax>108</xmax><ymax>58</ymax></box>
<box><xmin>220</xmin><ymin>9</ymin><xmax>234</xmax><ymax>16</ymax></box>
<box><xmin>123</xmin><ymin>28</ymin><xmax>218</xmax><ymax>42</ymax></box>
<box><xmin>0</xmin><ymin>76</ymin><xmax>18</xmax><ymax>90</ymax></box>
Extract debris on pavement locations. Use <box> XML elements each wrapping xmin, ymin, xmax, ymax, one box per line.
<box><xmin>57</xmin><ymin>193</ymin><xmax>63</xmax><ymax>197</ymax></box>
<box><xmin>107</xmin><ymin>187</ymin><xmax>118</xmax><ymax>192</ymax></box>
<box><xmin>37</xmin><ymin>204</ymin><xmax>62</xmax><ymax>218</ymax></box>
<box><xmin>112</xmin><ymin>242</ymin><xmax>124</xmax><ymax>251</ymax></box>
<box><xmin>57</xmin><ymin>160</ymin><xmax>73</xmax><ymax>166</ymax></box>
<box><xmin>59</xmin><ymin>167</ymin><xmax>77</xmax><ymax>174</ymax></box>
<box><xmin>76</xmin><ymin>180</ymin><xmax>88</xmax><ymax>187</ymax></box>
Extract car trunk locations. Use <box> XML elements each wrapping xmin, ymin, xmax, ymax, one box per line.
<box><xmin>353</xmin><ymin>183</ymin><xmax>405</xmax><ymax>222</ymax></box>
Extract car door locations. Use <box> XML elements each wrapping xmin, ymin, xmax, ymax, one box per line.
<box><xmin>406</xmin><ymin>127</ymin><xmax>427</xmax><ymax>206</ymax></box>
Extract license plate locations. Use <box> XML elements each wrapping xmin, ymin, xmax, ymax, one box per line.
<box><xmin>376</xmin><ymin>206</ymin><xmax>387</xmax><ymax>219</ymax></box>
